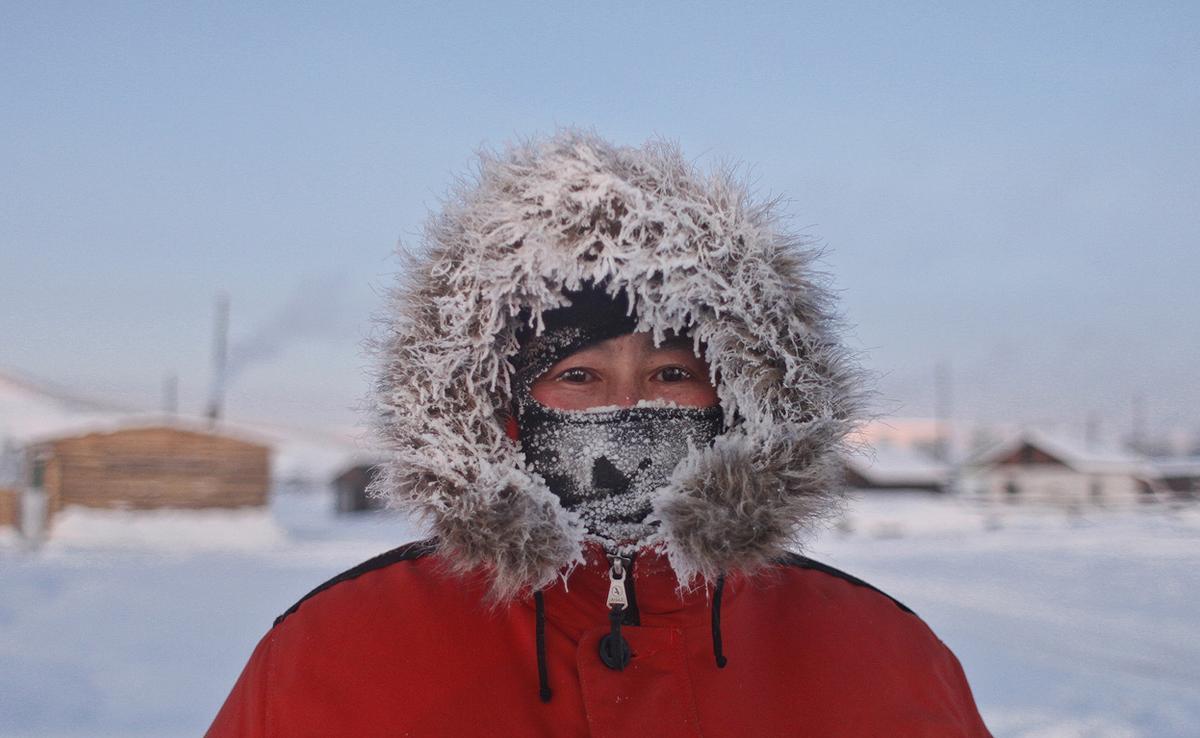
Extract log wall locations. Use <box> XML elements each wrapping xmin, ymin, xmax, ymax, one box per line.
<box><xmin>0</xmin><ymin>486</ymin><xmax>18</xmax><ymax>528</ymax></box>
<box><xmin>34</xmin><ymin>426</ymin><xmax>270</xmax><ymax>513</ymax></box>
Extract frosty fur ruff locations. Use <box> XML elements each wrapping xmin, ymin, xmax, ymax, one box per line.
<box><xmin>369</xmin><ymin>129</ymin><xmax>869</xmax><ymax>601</ymax></box>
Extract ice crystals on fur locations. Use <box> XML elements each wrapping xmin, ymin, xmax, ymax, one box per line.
<box><xmin>369</xmin><ymin>129</ymin><xmax>869</xmax><ymax>601</ymax></box>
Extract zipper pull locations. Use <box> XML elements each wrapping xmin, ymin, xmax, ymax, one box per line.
<box><xmin>600</xmin><ymin>554</ymin><xmax>633</xmax><ymax>670</ymax></box>
<box><xmin>606</xmin><ymin>555</ymin><xmax>629</xmax><ymax>610</ymax></box>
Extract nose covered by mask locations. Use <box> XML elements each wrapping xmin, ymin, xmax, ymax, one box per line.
<box><xmin>511</xmin><ymin>286</ymin><xmax>724</xmax><ymax>546</ymax></box>
<box><xmin>518</xmin><ymin>400</ymin><xmax>723</xmax><ymax>544</ymax></box>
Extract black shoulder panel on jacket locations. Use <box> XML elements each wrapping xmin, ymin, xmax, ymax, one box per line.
<box><xmin>775</xmin><ymin>552</ymin><xmax>916</xmax><ymax>616</ymax></box>
<box><xmin>273</xmin><ymin>537</ymin><xmax>438</xmax><ymax>627</ymax></box>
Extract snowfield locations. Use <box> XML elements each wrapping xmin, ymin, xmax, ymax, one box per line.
<box><xmin>1</xmin><ymin>491</ymin><xmax>1197</xmax><ymax>738</ymax></box>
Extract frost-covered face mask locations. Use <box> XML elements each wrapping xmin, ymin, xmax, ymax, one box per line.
<box><xmin>511</xmin><ymin>284</ymin><xmax>723</xmax><ymax>544</ymax></box>
<box><xmin>518</xmin><ymin>400</ymin><xmax>723</xmax><ymax>544</ymax></box>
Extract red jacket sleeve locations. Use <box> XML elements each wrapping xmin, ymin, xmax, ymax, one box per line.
<box><xmin>933</xmin><ymin>637</ymin><xmax>992</xmax><ymax>736</ymax></box>
<box><xmin>206</xmin><ymin>630</ymin><xmax>275</xmax><ymax>737</ymax></box>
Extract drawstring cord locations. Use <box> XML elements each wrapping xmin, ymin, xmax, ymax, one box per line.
<box><xmin>712</xmin><ymin>573</ymin><xmax>728</xmax><ymax>668</ymax></box>
<box><xmin>533</xmin><ymin>566</ymin><xmax>730</xmax><ymax>704</ymax></box>
<box><xmin>534</xmin><ymin>590</ymin><xmax>552</xmax><ymax>702</ymax></box>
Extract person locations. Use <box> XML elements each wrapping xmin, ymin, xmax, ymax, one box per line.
<box><xmin>207</xmin><ymin>130</ymin><xmax>990</xmax><ymax>736</ymax></box>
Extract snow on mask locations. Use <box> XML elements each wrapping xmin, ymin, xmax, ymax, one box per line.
<box><xmin>510</xmin><ymin>284</ymin><xmax>723</xmax><ymax>544</ymax></box>
<box><xmin>519</xmin><ymin>401</ymin><xmax>723</xmax><ymax>545</ymax></box>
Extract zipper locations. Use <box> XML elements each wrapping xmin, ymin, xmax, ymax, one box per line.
<box><xmin>605</xmin><ymin>551</ymin><xmax>640</xmax><ymax>626</ymax></box>
<box><xmin>599</xmin><ymin>551</ymin><xmax>638</xmax><ymax>670</ymax></box>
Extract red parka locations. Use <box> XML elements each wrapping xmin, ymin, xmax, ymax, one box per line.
<box><xmin>209</xmin><ymin>132</ymin><xmax>992</xmax><ymax>736</ymax></box>
<box><xmin>208</xmin><ymin>539</ymin><xmax>989</xmax><ymax>737</ymax></box>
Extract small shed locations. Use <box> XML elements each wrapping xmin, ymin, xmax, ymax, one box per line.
<box><xmin>333</xmin><ymin>462</ymin><xmax>386</xmax><ymax>513</ymax></box>
<box><xmin>24</xmin><ymin>416</ymin><xmax>271</xmax><ymax>529</ymax></box>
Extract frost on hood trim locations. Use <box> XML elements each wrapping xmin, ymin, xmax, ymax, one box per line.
<box><xmin>369</xmin><ymin>129</ymin><xmax>869</xmax><ymax>601</ymax></box>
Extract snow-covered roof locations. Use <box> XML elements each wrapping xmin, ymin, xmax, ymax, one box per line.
<box><xmin>21</xmin><ymin>412</ymin><xmax>276</xmax><ymax>448</ymax></box>
<box><xmin>0</xmin><ymin>369</ymin><xmax>130</xmax><ymax>444</ymax></box>
<box><xmin>845</xmin><ymin>443</ymin><xmax>950</xmax><ymax>487</ymax></box>
<box><xmin>1154</xmin><ymin>456</ymin><xmax>1200</xmax><ymax>479</ymax></box>
<box><xmin>969</xmin><ymin>428</ymin><xmax>1158</xmax><ymax>477</ymax></box>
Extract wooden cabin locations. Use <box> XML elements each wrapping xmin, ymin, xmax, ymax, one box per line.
<box><xmin>25</xmin><ymin>420</ymin><xmax>271</xmax><ymax>528</ymax></box>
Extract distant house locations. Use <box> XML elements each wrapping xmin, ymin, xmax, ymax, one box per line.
<box><xmin>1154</xmin><ymin>457</ymin><xmax>1200</xmax><ymax>498</ymax></box>
<box><xmin>843</xmin><ymin>443</ymin><xmax>950</xmax><ymax>492</ymax></box>
<box><xmin>961</xmin><ymin>429</ymin><xmax>1163</xmax><ymax>505</ymax></box>
<box><xmin>333</xmin><ymin>462</ymin><xmax>386</xmax><ymax>513</ymax></box>
<box><xmin>22</xmin><ymin>415</ymin><xmax>271</xmax><ymax>533</ymax></box>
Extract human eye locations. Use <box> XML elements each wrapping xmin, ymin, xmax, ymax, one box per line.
<box><xmin>654</xmin><ymin>366</ymin><xmax>694</xmax><ymax>383</ymax></box>
<box><xmin>555</xmin><ymin>367</ymin><xmax>595</xmax><ymax>384</ymax></box>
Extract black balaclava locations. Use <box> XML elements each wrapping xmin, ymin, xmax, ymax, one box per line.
<box><xmin>512</xmin><ymin>285</ymin><xmax>723</xmax><ymax>546</ymax></box>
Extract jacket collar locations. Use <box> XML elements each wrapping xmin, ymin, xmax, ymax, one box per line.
<box><xmin>536</xmin><ymin>543</ymin><xmax>738</xmax><ymax>635</ymax></box>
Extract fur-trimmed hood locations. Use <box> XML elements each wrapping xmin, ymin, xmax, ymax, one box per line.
<box><xmin>370</xmin><ymin>129</ymin><xmax>867</xmax><ymax>601</ymax></box>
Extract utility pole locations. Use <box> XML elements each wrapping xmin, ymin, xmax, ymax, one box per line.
<box><xmin>162</xmin><ymin>372</ymin><xmax>178</xmax><ymax>415</ymax></box>
<box><xmin>206</xmin><ymin>293</ymin><xmax>230</xmax><ymax>423</ymax></box>
<box><xmin>1130</xmin><ymin>393</ymin><xmax>1146</xmax><ymax>454</ymax></box>
<box><xmin>933</xmin><ymin>360</ymin><xmax>953</xmax><ymax>463</ymax></box>
<box><xmin>1084</xmin><ymin>411</ymin><xmax>1100</xmax><ymax>450</ymax></box>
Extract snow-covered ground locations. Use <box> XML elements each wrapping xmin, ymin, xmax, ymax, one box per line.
<box><xmin>1</xmin><ymin>491</ymin><xmax>1197</xmax><ymax>737</ymax></box>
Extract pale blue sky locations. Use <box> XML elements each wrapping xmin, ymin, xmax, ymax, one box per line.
<box><xmin>3</xmin><ymin>2</ymin><xmax>1197</xmax><ymax>439</ymax></box>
